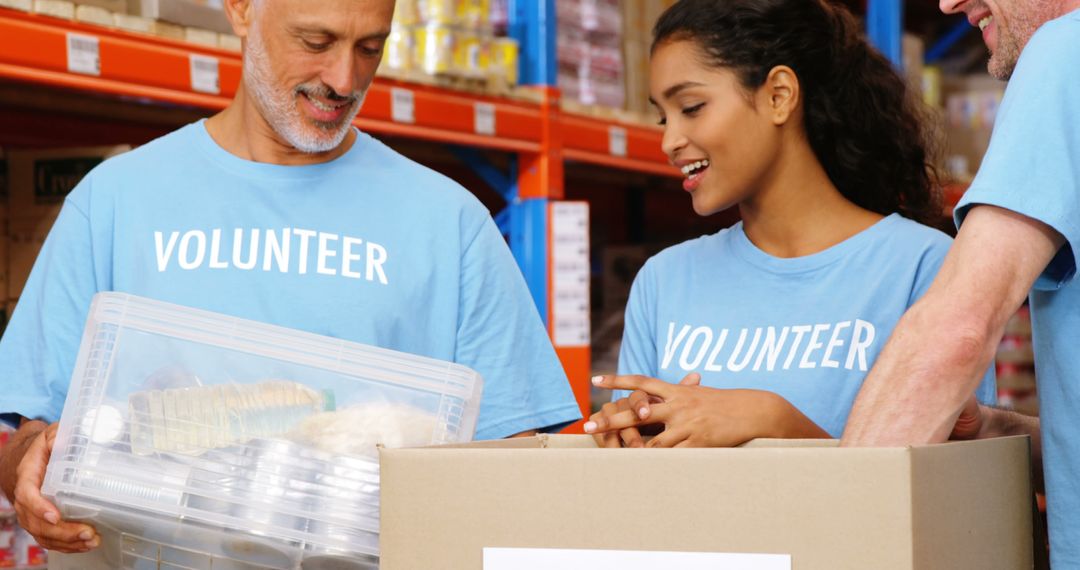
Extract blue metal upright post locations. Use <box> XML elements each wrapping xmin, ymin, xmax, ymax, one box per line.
<box><xmin>505</xmin><ymin>0</ymin><xmax>559</xmax><ymax>323</ymax></box>
<box><xmin>867</xmin><ymin>0</ymin><xmax>904</xmax><ymax>68</ymax></box>
<box><xmin>508</xmin><ymin>0</ymin><xmax>558</xmax><ymax>86</ymax></box>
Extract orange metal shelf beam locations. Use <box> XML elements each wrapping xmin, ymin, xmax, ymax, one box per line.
<box><xmin>560</xmin><ymin>112</ymin><xmax>680</xmax><ymax>178</ymax></box>
<box><xmin>0</xmin><ymin>8</ymin><xmax>681</xmax><ymax>170</ymax></box>
<box><xmin>0</xmin><ymin>8</ymin><xmax>543</xmax><ymax>153</ymax></box>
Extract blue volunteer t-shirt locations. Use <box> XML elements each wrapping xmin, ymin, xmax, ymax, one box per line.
<box><xmin>618</xmin><ymin>214</ymin><xmax>997</xmax><ymax>437</ymax></box>
<box><xmin>0</xmin><ymin>121</ymin><xmax>581</xmax><ymax>440</ymax></box>
<box><xmin>954</xmin><ymin>9</ymin><xmax>1080</xmax><ymax>567</ymax></box>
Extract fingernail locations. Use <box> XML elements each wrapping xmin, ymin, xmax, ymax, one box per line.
<box><xmin>86</xmin><ymin>537</ymin><xmax>100</xmax><ymax>548</ymax></box>
<box><xmin>639</xmin><ymin>407</ymin><xmax>649</xmax><ymax>418</ymax></box>
<box><xmin>43</xmin><ymin>512</ymin><xmax>59</xmax><ymax>525</ymax></box>
<box><xmin>79</xmin><ymin>530</ymin><xmax>93</xmax><ymax>541</ymax></box>
<box><xmin>591</xmin><ymin>375</ymin><xmax>605</xmax><ymax>385</ymax></box>
<box><xmin>583</xmin><ymin>421</ymin><xmax>597</xmax><ymax>433</ymax></box>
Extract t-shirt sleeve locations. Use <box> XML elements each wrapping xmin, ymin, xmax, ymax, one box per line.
<box><xmin>0</xmin><ymin>191</ymin><xmax>100</xmax><ymax>423</ymax></box>
<box><xmin>954</xmin><ymin>16</ymin><xmax>1080</xmax><ymax>291</ymax></box>
<box><xmin>612</xmin><ymin>258</ymin><xmax>658</xmax><ymax>400</ymax></box>
<box><xmin>454</xmin><ymin>215</ymin><xmax>581</xmax><ymax>439</ymax></box>
<box><xmin>909</xmin><ymin>236</ymin><xmax>998</xmax><ymax>406</ymax></box>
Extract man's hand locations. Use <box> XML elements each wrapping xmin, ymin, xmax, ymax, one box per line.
<box><xmin>2</xmin><ymin>421</ymin><xmax>99</xmax><ymax>553</ymax></box>
<box><xmin>950</xmin><ymin>395</ymin><xmax>986</xmax><ymax>440</ymax></box>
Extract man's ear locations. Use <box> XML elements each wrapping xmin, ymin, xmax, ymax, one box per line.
<box><xmin>223</xmin><ymin>0</ymin><xmax>256</xmax><ymax>39</ymax></box>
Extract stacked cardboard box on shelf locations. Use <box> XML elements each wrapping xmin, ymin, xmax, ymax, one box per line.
<box><xmin>8</xmin><ymin>0</ymin><xmax>242</xmax><ymax>52</ymax></box>
<box><xmin>941</xmin><ymin>74</ymin><xmax>1005</xmax><ymax>182</ymax></box>
<box><xmin>998</xmin><ymin>307</ymin><xmax>1037</xmax><ymax>415</ymax></box>
<box><xmin>3</xmin><ymin>146</ymin><xmax>129</xmax><ymax>312</ymax></box>
<box><xmin>620</xmin><ymin>0</ymin><xmax>675</xmax><ymax>120</ymax></box>
<box><xmin>557</xmin><ymin>0</ymin><xmax>625</xmax><ymax>110</ymax></box>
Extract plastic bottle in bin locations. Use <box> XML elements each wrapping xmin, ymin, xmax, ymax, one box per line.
<box><xmin>128</xmin><ymin>380</ymin><xmax>334</xmax><ymax>455</ymax></box>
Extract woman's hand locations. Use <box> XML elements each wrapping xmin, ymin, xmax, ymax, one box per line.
<box><xmin>585</xmin><ymin>374</ymin><xmax>828</xmax><ymax>447</ymax></box>
<box><xmin>586</xmin><ymin>374</ymin><xmax>698</xmax><ymax>448</ymax></box>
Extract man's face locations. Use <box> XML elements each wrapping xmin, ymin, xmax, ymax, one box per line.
<box><xmin>940</xmin><ymin>0</ymin><xmax>1061</xmax><ymax>79</ymax></box>
<box><xmin>242</xmin><ymin>0</ymin><xmax>393</xmax><ymax>153</ymax></box>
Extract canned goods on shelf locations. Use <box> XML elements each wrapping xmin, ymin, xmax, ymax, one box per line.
<box><xmin>392</xmin><ymin>0</ymin><xmax>419</xmax><ymax>26</ymax></box>
<box><xmin>457</xmin><ymin>0</ymin><xmax>491</xmax><ymax>28</ymax></box>
<box><xmin>490</xmin><ymin>36</ymin><xmax>519</xmax><ymax>86</ymax></box>
<box><xmin>417</xmin><ymin>0</ymin><xmax>458</xmax><ymax>25</ymax></box>
<box><xmin>382</xmin><ymin>26</ymin><xmax>415</xmax><ymax>72</ymax></box>
<box><xmin>414</xmin><ymin>24</ymin><xmax>457</xmax><ymax>75</ymax></box>
<box><xmin>454</xmin><ymin>30</ymin><xmax>490</xmax><ymax>78</ymax></box>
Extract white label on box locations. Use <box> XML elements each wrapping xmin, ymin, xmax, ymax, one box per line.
<box><xmin>549</xmin><ymin>202</ymin><xmax>590</xmax><ymax>347</ymax></box>
<box><xmin>474</xmin><ymin>102</ymin><xmax>496</xmax><ymax>135</ymax></box>
<box><xmin>189</xmin><ymin>54</ymin><xmax>220</xmax><ymax>95</ymax></box>
<box><xmin>66</xmin><ymin>33</ymin><xmax>100</xmax><ymax>76</ymax></box>
<box><xmin>484</xmin><ymin>548</ymin><xmax>792</xmax><ymax>569</ymax></box>
<box><xmin>391</xmin><ymin>88</ymin><xmax>416</xmax><ymax>124</ymax></box>
<box><xmin>608</xmin><ymin>126</ymin><xmax>628</xmax><ymax>157</ymax></box>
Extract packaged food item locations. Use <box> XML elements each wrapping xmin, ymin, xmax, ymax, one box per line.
<box><xmin>383</xmin><ymin>25</ymin><xmax>415</xmax><ymax>72</ymax></box>
<box><xmin>490</xmin><ymin>36</ymin><xmax>519</xmax><ymax>86</ymax></box>
<box><xmin>128</xmin><ymin>379</ymin><xmax>332</xmax><ymax>455</ymax></box>
<box><xmin>415</xmin><ymin>23</ymin><xmax>456</xmax><ymax>75</ymax></box>
<box><xmin>416</xmin><ymin>0</ymin><xmax>456</xmax><ymax>24</ymax></box>
<box><xmin>454</xmin><ymin>30</ymin><xmax>490</xmax><ymax>78</ymax></box>
<box><xmin>457</xmin><ymin>0</ymin><xmax>490</xmax><ymax>27</ymax></box>
<box><xmin>392</xmin><ymin>0</ymin><xmax>418</xmax><ymax>26</ymax></box>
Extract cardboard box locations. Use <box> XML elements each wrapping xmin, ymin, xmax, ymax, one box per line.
<box><xmin>380</xmin><ymin>434</ymin><xmax>1034</xmax><ymax>569</ymax></box>
<box><xmin>73</xmin><ymin>0</ymin><xmax>125</xmax><ymax>12</ymax></box>
<box><xmin>5</xmin><ymin>146</ymin><xmax>126</xmax><ymax>299</ymax></box>
<box><xmin>184</xmin><ymin>26</ymin><xmax>218</xmax><ymax>47</ymax></box>
<box><xmin>217</xmin><ymin>32</ymin><xmax>241</xmax><ymax>52</ymax></box>
<box><xmin>5</xmin><ymin>146</ymin><xmax>128</xmax><ymax>222</ymax></box>
<box><xmin>32</xmin><ymin>0</ymin><xmax>75</xmax><ymax>19</ymax></box>
<box><xmin>600</xmin><ymin>244</ymin><xmax>656</xmax><ymax>312</ymax></box>
<box><xmin>112</xmin><ymin>11</ymin><xmax>152</xmax><ymax>33</ymax></box>
<box><xmin>74</xmin><ymin>4</ymin><xmax>114</xmax><ymax>27</ymax></box>
<box><xmin>0</xmin><ymin>0</ymin><xmax>32</xmax><ymax>11</ymax></box>
<box><xmin>127</xmin><ymin>0</ymin><xmax>231</xmax><ymax>34</ymax></box>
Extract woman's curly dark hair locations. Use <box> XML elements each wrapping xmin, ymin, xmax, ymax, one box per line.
<box><xmin>653</xmin><ymin>0</ymin><xmax>944</xmax><ymax>227</ymax></box>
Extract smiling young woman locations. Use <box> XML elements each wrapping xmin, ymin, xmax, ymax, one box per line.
<box><xmin>585</xmin><ymin>0</ymin><xmax>997</xmax><ymax>449</ymax></box>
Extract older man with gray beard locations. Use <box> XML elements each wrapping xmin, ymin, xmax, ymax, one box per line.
<box><xmin>0</xmin><ymin>0</ymin><xmax>581</xmax><ymax>554</ymax></box>
<box><xmin>842</xmin><ymin>0</ymin><xmax>1080</xmax><ymax>566</ymax></box>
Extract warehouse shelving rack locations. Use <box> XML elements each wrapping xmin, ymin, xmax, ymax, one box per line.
<box><xmin>0</xmin><ymin>0</ymin><xmax>678</xmax><ymax>431</ymax></box>
<box><xmin>0</xmin><ymin>0</ymin><xmax>908</xmax><ymax>430</ymax></box>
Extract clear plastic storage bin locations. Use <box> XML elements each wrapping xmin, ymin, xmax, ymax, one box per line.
<box><xmin>42</xmin><ymin>293</ymin><xmax>483</xmax><ymax>570</ymax></box>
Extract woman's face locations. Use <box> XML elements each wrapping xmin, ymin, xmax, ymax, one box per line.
<box><xmin>650</xmin><ymin>39</ymin><xmax>783</xmax><ymax>216</ymax></box>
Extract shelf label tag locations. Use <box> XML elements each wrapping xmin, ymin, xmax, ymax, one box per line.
<box><xmin>474</xmin><ymin>102</ymin><xmax>496</xmax><ymax>135</ymax></box>
<box><xmin>550</xmin><ymin>202</ymin><xmax>591</xmax><ymax>347</ymax></box>
<box><xmin>189</xmin><ymin>54</ymin><xmax>220</xmax><ymax>95</ymax></box>
<box><xmin>391</xmin><ymin>88</ymin><xmax>416</xmax><ymax>124</ymax></box>
<box><xmin>66</xmin><ymin>33</ymin><xmax>100</xmax><ymax>76</ymax></box>
<box><xmin>608</xmin><ymin>126</ymin><xmax>628</xmax><ymax>157</ymax></box>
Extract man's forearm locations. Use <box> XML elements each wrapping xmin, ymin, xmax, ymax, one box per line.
<box><xmin>841</xmin><ymin>301</ymin><xmax>999</xmax><ymax>446</ymax></box>
<box><xmin>842</xmin><ymin>207</ymin><xmax>1063</xmax><ymax>447</ymax></box>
